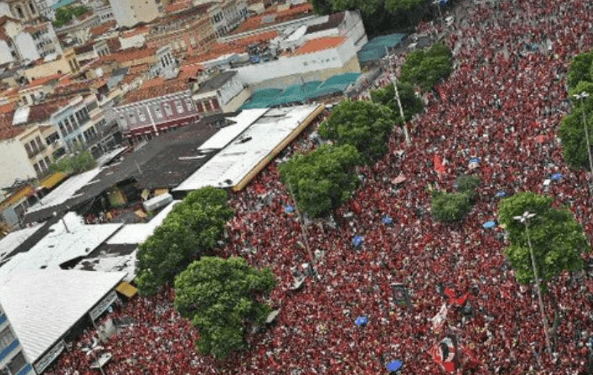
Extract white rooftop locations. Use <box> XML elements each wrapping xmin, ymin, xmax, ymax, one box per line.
<box><xmin>12</xmin><ymin>106</ymin><xmax>30</xmax><ymax>125</ymax></box>
<box><xmin>0</xmin><ymin>224</ymin><xmax>43</xmax><ymax>262</ymax></box>
<box><xmin>198</xmin><ymin>108</ymin><xmax>268</xmax><ymax>151</ymax></box>
<box><xmin>0</xmin><ymin>213</ymin><xmax>123</xmax><ymax>285</ymax></box>
<box><xmin>27</xmin><ymin>168</ymin><xmax>102</xmax><ymax>214</ymax></box>
<box><xmin>107</xmin><ymin>200</ymin><xmax>180</xmax><ymax>245</ymax></box>
<box><xmin>0</xmin><ymin>269</ymin><xmax>125</xmax><ymax>362</ymax></box>
<box><xmin>73</xmin><ymin>250</ymin><xmax>137</xmax><ymax>282</ymax></box>
<box><xmin>175</xmin><ymin>105</ymin><xmax>320</xmax><ymax>191</ymax></box>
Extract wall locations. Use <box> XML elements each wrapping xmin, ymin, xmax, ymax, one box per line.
<box><xmin>222</xmin><ymin>86</ymin><xmax>250</xmax><ymax>112</ymax></box>
<box><xmin>235</xmin><ymin>38</ymin><xmax>361</xmax><ymax>87</ymax></box>
<box><xmin>0</xmin><ymin>138</ymin><xmax>36</xmax><ymax>190</ymax></box>
<box><xmin>119</xmin><ymin>34</ymin><xmax>145</xmax><ymax>50</ymax></box>
<box><xmin>0</xmin><ymin>41</ymin><xmax>15</xmax><ymax>65</ymax></box>
<box><xmin>0</xmin><ymin>2</ymin><xmax>11</xmax><ymax>18</ymax></box>
<box><xmin>109</xmin><ymin>0</ymin><xmax>159</xmax><ymax>28</ymax></box>
<box><xmin>15</xmin><ymin>32</ymin><xmax>41</xmax><ymax>62</ymax></box>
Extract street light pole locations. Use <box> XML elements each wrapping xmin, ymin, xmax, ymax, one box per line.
<box><xmin>384</xmin><ymin>47</ymin><xmax>411</xmax><ymax>146</ymax></box>
<box><xmin>573</xmin><ymin>92</ymin><xmax>593</xmax><ymax>189</ymax></box>
<box><xmin>513</xmin><ymin>211</ymin><xmax>552</xmax><ymax>356</ymax></box>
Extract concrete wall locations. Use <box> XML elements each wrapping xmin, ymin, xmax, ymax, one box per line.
<box><xmin>0</xmin><ymin>41</ymin><xmax>15</xmax><ymax>65</ymax></box>
<box><xmin>248</xmin><ymin>54</ymin><xmax>360</xmax><ymax>91</ymax></box>
<box><xmin>223</xmin><ymin>86</ymin><xmax>251</xmax><ymax>112</ymax></box>
<box><xmin>15</xmin><ymin>32</ymin><xmax>41</xmax><ymax>62</ymax></box>
<box><xmin>0</xmin><ymin>138</ymin><xmax>36</xmax><ymax>190</ymax></box>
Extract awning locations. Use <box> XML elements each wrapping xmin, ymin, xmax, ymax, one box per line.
<box><xmin>0</xmin><ymin>185</ymin><xmax>35</xmax><ymax>212</ymax></box>
<box><xmin>116</xmin><ymin>282</ymin><xmax>137</xmax><ymax>298</ymax></box>
<box><xmin>39</xmin><ymin>172</ymin><xmax>68</xmax><ymax>189</ymax></box>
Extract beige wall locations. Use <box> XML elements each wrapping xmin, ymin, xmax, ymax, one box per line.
<box><xmin>223</xmin><ymin>86</ymin><xmax>251</xmax><ymax>112</ymax></box>
<box><xmin>23</xmin><ymin>50</ymin><xmax>79</xmax><ymax>80</ymax></box>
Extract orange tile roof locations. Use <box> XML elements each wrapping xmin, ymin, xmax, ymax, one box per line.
<box><xmin>128</xmin><ymin>63</ymin><xmax>150</xmax><ymax>75</ymax></box>
<box><xmin>294</xmin><ymin>36</ymin><xmax>346</xmax><ymax>55</ymax></box>
<box><xmin>102</xmin><ymin>47</ymin><xmax>156</xmax><ymax>65</ymax></box>
<box><xmin>21</xmin><ymin>73</ymin><xmax>63</xmax><ymax>90</ymax></box>
<box><xmin>0</xmin><ymin>110</ymin><xmax>23</xmax><ymax>141</ymax></box>
<box><xmin>28</xmin><ymin>97</ymin><xmax>73</xmax><ymax>123</ymax></box>
<box><xmin>120</xmin><ymin>65</ymin><xmax>198</xmax><ymax>105</ymax></box>
<box><xmin>165</xmin><ymin>0</ymin><xmax>193</xmax><ymax>14</ymax></box>
<box><xmin>232</xmin><ymin>3</ymin><xmax>312</xmax><ymax>34</ymax></box>
<box><xmin>90</xmin><ymin>21</ymin><xmax>116</xmax><ymax>37</ymax></box>
<box><xmin>0</xmin><ymin>102</ymin><xmax>15</xmax><ymax>114</ymax></box>
<box><xmin>122</xmin><ymin>25</ymin><xmax>150</xmax><ymax>38</ymax></box>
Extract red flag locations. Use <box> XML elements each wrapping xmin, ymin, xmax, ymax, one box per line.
<box><xmin>434</xmin><ymin>156</ymin><xmax>445</xmax><ymax>175</ymax></box>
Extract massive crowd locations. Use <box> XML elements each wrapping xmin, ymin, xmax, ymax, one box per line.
<box><xmin>46</xmin><ymin>0</ymin><xmax>593</xmax><ymax>374</ymax></box>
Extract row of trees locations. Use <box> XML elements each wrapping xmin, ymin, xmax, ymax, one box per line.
<box><xmin>135</xmin><ymin>187</ymin><xmax>276</xmax><ymax>359</ymax></box>
<box><xmin>560</xmin><ymin>51</ymin><xmax>593</xmax><ymax>171</ymax></box>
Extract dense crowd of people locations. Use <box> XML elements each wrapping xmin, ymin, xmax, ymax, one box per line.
<box><xmin>46</xmin><ymin>0</ymin><xmax>593</xmax><ymax>373</ymax></box>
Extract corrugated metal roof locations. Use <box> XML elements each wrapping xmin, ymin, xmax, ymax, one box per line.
<box><xmin>0</xmin><ymin>269</ymin><xmax>125</xmax><ymax>362</ymax></box>
<box><xmin>198</xmin><ymin>108</ymin><xmax>267</xmax><ymax>150</ymax></box>
<box><xmin>0</xmin><ymin>224</ymin><xmax>43</xmax><ymax>262</ymax></box>
<box><xmin>175</xmin><ymin>105</ymin><xmax>319</xmax><ymax>191</ymax></box>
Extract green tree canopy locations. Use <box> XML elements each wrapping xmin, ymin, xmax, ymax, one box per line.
<box><xmin>498</xmin><ymin>192</ymin><xmax>589</xmax><ymax>287</ymax></box>
<box><xmin>559</xmin><ymin>104</ymin><xmax>593</xmax><ymax>170</ymax></box>
<box><xmin>135</xmin><ymin>187</ymin><xmax>234</xmax><ymax>295</ymax></box>
<box><xmin>279</xmin><ymin>144</ymin><xmax>360</xmax><ymax>218</ymax></box>
<box><xmin>370</xmin><ymin>81</ymin><xmax>424</xmax><ymax>122</ymax></box>
<box><xmin>53</xmin><ymin>6</ymin><xmax>88</xmax><ymax>28</ymax></box>
<box><xmin>566</xmin><ymin>51</ymin><xmax>593</xmax><ymax>90</ymax></box>
<box><xmin>50</xmin><ymin>149</ymin><xmax>96</xmax><ymax>174</ymax></box>
<box><xmin>175</xmin><ymin>256</ymin><xmax>276</xmax><ymax>359</ymax></box>
<box><xmin>318</xmin><ymin>99</ymin><xmax>394</xmax><ymax>164</ymax></box>
<box><xmin>400</xmin><ymin>42</ymin><xmax>453</xmax><ymax>92</ymax></box>
<box><xmin>431</xmin><ymin>191</ymin><xmax>472</xmax><ymax>223</ymax></box>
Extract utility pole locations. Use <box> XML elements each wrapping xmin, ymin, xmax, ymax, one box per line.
<box><xmin>287</xmin><ymin>183</ymin><xmax>318</xmax><ymax>281</ymax></box>
<box><xmin>384</xmin><ymin>47</ymin><xmax>411</xmax><ymax>146</ymax></box>
<box><xmin>514</xmin><ymin>211</ymin><xmax>552</xmax><ymax>356</ymax></box>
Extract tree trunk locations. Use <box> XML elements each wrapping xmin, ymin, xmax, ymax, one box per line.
<box><xmin>547</xmin><ymin>289</ymin><xmax>561</xmax><ymax>351</ymax></box>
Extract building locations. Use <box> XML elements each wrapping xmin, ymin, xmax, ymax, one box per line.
<box><xmin>114</xmin><ymin>64</ymin><xmax>201</xmax><ymax>141</ymax></box>
<box><xmin>108</xmin><ymin>0</ymin><xmax>162</xmax><ymax>29</ymax></box>
<box><xmin>25</xmin><ymin>22</ymin><xmax>63</xmax><ymax>59</ymax></box>
<box><xmin>0</xmin><ymin>301</ymin><xmax>35</xmax><ymax>375</ymax></box>
<box><xmin>54</xmin><ymin>11</ymin><xmax>100</xmax><ymax>47</ymax></box>
<box><xmin>192</xmin><ymin>70</ymin><xmax>249</xmax><ymax>114</ymax></box>
<box><xmin>2</xmin><ymin>0</ymin><xmax>40</xmax><ymax>23</ymax></box>
<box><xmin>21</xmin><ymin>48</ymin><xmax>80</xmax><ymax>81</ymax></box>
<box><xmin>0</xmin><ymin>16</ymin><xmax>40</xmax><ymax>65</ymax></box>
<box><xmin>145</xmin><ymin>3</ymin><xmax>217</xmax><ymax>57</ymax></box>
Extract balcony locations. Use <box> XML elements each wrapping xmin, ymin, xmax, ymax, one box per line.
<box><xmin>27</xmin><ymin>145</ymin><xmax>47</xmax><ymax>159</ymax></box>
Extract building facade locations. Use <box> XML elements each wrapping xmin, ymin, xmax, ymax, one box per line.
<box><xmin>26</xmin><ymin>22</ymin><xmax>63</xmax><ymax>59</ymax></box>
<box><xmin>192</xmin><ymin>71</ymin><xmax>249</xmax><ymax>114</ymax></box>
<box><xmin>4</xmin><ymin>0</ymin><xmax>40</xmax><ymax>23</ymax></box>
<box><xmin>0</xmin><ymin>302</ymin><xmax>36</xmax><ymax>375</ymax></box>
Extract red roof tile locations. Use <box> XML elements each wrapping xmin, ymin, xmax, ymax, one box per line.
<box><xmin>0</xmin><ymin>110</ymin><xmax>22</xmax><ymax>141</ymax></box>
<box><xmin>232</xmin><ymin>3</ymin><xmax>312</xmax><ymax>34</ymax></box>
<box><xmin>186</xmin><ymin>30</ymin><xmax>278</xmax><ymax>64</ymax></box>
<box><xmin>102</xmin><ymin>47</ymin><xmax>156</xmax><ymax>65</ymax></box>
<box><xmin>120</xmin><ymin>65</ymin><xmax>198</xmax><ymax>105</ymax></box>
<box><xmin>21</xmin><ymin>73</ymin><xmax>63</xmax><ymax>90</ymax></box>
<box><xmin>294</xmin><ymin>36</ymin><xmax>346</xmax><ymax>55</ymax></box>
<box><xmin>90</xmin><ymin>21</ymin><xmax>116</xmax><ymax>37</ymax></box>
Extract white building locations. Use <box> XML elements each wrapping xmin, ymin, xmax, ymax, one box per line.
<box><xmin>0</xmin><ymin>301</ymin><xmax>36</xmax><ymax>375</ymax></box>
<box><xmin>25</xmin><ymin>22</ymin><xmax>63</xmax><ymax>59</ymax></box>
<box><xmin>108</xmin><ymin>0</ymin><xmax>162</xmax><ymax>28</ymax></box>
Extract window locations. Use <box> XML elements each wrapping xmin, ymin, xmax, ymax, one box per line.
<box><xmin>24</xmin><ymin>143</ymin><xmax>33</xmax><ymax>156</ymax></box>
<box><xmin>128</xmin><ymin>112</ymin><xmax>136</xmax><ymax>124</ymax></box>
<box><xmin>58</xmin><ymin>122</ymin><xmax>65</xmax><ymax>136</ymax></box>
<box><xmin>163</xmin><ymin>103</ymin><xmax>172</xmax><ymax>116</ymax></box>
<box><xmin>29</xmin><ymin>140</ymin><xmax>38</xmax><ymax>154</ymax></box>
<box><xmin>45</xmin><ymin>156</ymin><xmax>51</xmax><ymax>166</ymax></box>
<box><xmin>186</xmin><ymin>99</ymin><xmax>195</xmax><ymax>111</ymax></box>
<box><xmin>0</xmin><ymin>327</ymin><xmax>15</xmax><ymax>350</ymax></box>
<box><xmin>64</xmin><ymin>118</ymin><xmax>72</xmax><ymax>133</ymax></box>
<box><xmin>33</xmin><ymin>163</ymin><xmax>41</xmax><ymax>175</ymax></box>
<box><xmin>70</xmin><ymin>115</ymin><xmax>77</xmax><ymax>128</ymax></box>
<box><xmin>138</xmin><ymin>110</ymin><xmax>146</xmax><ymax>122</ymax></box>
<box><xmin>175</xmin><ymin>101</ymin><xmax>184</xmax><ymax>113</ymax></box>
<box><xmin>39</xmin><ymin>158</ymin><xmax>47</xmax><ymax>171</ymax></box>
<box><xmin>154</xmin><ymin>106</ymin><xmax>163</xmax><ymax>118</ymax></box>
<box><xmin>7</xmin><ymin>351</ymin><xmax>27</xmax><ymax>375</ymax></box>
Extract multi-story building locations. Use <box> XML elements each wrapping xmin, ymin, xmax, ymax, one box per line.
<box><xmin>24</xmin><ymin>22</ymin><xmax>63</xmax><ymax>59</ymax></box>
<box><xmin>114</xmin><ymin>64</ymin><xmax>200</xmax><ymax>141</ymax></box>
<box><xmin>0</xmin><ymin>15</ymin><xmax>40</xmax><ymax>65</ymax></box>
<box><xmin>192</xmin><ymin>70</ymin><xmax>249</xmax><ymax>114</ymax></box>
<box><xmin>108</xmin><ymin>0</ymin><xmax>162</xmax><ymax>29</ymax></box>
<box><xmin>2</xmin><ymin>0</ymin><xmax>40</xmax><ymax>23</ymax></box>
<box><xmin>54</xmin><ymin>11</ymin><xmax>100</xmax><ymax>47</ymax></box>
<box><xmin>145</xmin><ymin>3</ymin><xmax>216</xmax><ymax>57</ymax></box>
<box><xmin>0</xmin><ymin>302</ymin><xmax>35</xmax><ymax>375</ymax></box>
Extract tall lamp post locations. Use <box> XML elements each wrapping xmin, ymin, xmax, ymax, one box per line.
<box><xmin>513</xmin><ymin>211</ymin><xmax>552</xmax><ymax>356</ymax></box>
<box><xmin>573</xmin><ymin>92</ymin><xmax>593</xmax><ymax>188</ymax></box>
<box><xmin>384</xmin><ymin>47</ymin><xmax>411</xmax><ymax>146</ymax></box>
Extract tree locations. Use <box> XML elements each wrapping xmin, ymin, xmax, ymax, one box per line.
<box><xmin>279</xmin><ymin>144</ymin><xmax>360</xmax><ymax>218</ymax></box>
<box><xmin>50</xmin><ymin>149</ymin><xmax>96</xmax><ymax>174</ymax></box>
<box><xmin>370</xmin><ymin>82</ymin><xmax>424</xmax><ymax>122</ymax></box>
<box><xmin>175</xmin><ymin>256</ymin><xmax>276</xmax><ymax>359</ymax></box>
<box><xmin>135</xmin><ymin>187</ymin><xmax>234</xmax><ymax>295</ymax></box>
<box><xmin>559</xmin><ymin>103</ymin><xmax>593</xmax><ymax>170</ymax></box>
<box><xmin>400</xmin><ymin>42</ymin><xmax>453</xmax><ymax>92</ymax></box>
<box><xmin>455</xmin><ymin>175</ymin><xmax>480</xmax><ymax>199</ymax></box>
<box><xmin>566</xmin><ymin>51</ymin><xmax>593</xmax><ymax>90</ymax></box>
<box><xmin>53</xmin><ymin>6</ymin><xmax>88</xmax><ymax>28</ymax></box>
<box><xmin>499</xmin><ymin>193</ymin><xmax>589</xmax><ymax>342</ymax></box>
<box><xmin>431</xmin><ymin>191</ymin><xmax>472</xmax><ymax>223</ymax></box>
<box><xmin>318</xmin><ymin>99</ymin><xmax>394</xmax><ymax>163</ymax></box>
